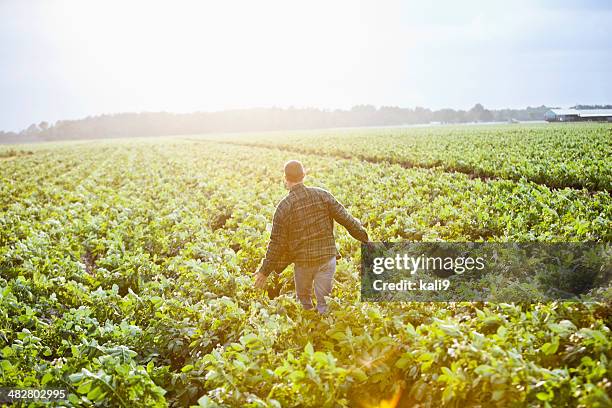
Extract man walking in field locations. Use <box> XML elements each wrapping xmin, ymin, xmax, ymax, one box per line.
<box><xmin>254</xmin><ymin>160</ymin><xmax>369</xmax><ymax>314</ymax></box>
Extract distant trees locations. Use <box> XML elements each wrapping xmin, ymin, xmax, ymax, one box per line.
<box><xmin>468</xmin><ymin>103</ymin><xmax>493</xmax><ymax>122</ymax></box>
<box><xmin>0</xmin><ymin>104</ymin><xmax>556</xmax><ymax>143</ymax></box>
<box><xmin>0</xmin><ymin>131</ymin><xmax>18</xmax><ymax>143</ymax></box>
<box><xmin>24</xmin><ymin>123</ymin><xmax>40</xmax><ymax>135</ymax></box>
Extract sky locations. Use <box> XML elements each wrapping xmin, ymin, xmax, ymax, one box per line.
<box><xmin>0</xmin><ymin>0</ymin><xmax>611</xmax><ymax>132</ymax></box>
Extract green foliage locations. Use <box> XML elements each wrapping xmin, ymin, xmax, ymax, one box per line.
<box><xmin>215</xmin><ymin>122</ymin><xmax>612</xmax><ymax>191</ymax></box>
<box><xmin>0</xmin><ymin>127</ymin><xmax>610</xmax><ymax>407</ymax></box>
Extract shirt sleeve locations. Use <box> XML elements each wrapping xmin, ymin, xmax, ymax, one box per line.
<box><xmin>257</xmin><ymin>203</ymin><xmax>291</xmax><ymax>276</ymax></box>
<box><xmin>324</xmin><ymin>191</ymin><xmax>369</xmax><ymax>242</ymax></box>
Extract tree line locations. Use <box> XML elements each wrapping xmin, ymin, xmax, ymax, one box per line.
<box><xmin>0</xmin><ymin>104</ymin><xmax>553</xmax><ymax>143</ymax></box>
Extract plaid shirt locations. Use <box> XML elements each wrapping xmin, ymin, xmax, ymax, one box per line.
<box><xmin>258</xmin><ymin>183</ymin><xmax>369</xmax><ymax>276</ymax></box>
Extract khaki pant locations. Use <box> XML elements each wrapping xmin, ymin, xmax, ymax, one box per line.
<box><xmin>294</xmin><ymin>257</ymin><xmax>336</xmax><ymax>314</ymax></box>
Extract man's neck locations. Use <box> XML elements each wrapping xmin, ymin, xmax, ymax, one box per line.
<box><xmin>288</xmin><ymin>182</ymin><xmax>304</xmax><ymax>191</ymax></box>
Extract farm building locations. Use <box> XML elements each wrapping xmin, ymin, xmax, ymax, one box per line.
<box><xmin>545</xmin><ymin>108</ymin><xmax>612</xmax><ymax>122</ymax></box>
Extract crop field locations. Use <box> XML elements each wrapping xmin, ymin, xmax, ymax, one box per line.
<box><xmin>209</xmin><ymin>123</ymin><xmax>612</xmax><ymax>191</ymax></box>
<box><xmin>0</xmin><ymin>123</ymin><xmax>611</xmax><ymax>407</ymax></box>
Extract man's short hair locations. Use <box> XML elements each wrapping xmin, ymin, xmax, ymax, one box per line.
<box><xmin>284</xmin><ymin>160</ymin><xmax>305</xmax><ymax>182</ymax></box>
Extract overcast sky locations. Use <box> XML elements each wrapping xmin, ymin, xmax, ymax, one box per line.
<box><xmin>1</xmin><ymin>0</ymin><xmax>611</xmax><ymax>131</ymax></box>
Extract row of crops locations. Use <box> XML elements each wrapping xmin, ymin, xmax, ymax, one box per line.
<box><xmin>204</xmin><ymin>123</ymin><xmax>612</xmax><ymax>191</ymax></box>
<box><xmin>0</xmin><ymin>130</ymin><xmax>611</xmax><ymax>407</ymax></box>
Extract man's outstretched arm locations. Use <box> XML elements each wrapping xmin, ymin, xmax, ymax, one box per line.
<box><xmin>324</xmin><ymin>191</ymin><xmax>369</xmax><ymax>242</ymax></box>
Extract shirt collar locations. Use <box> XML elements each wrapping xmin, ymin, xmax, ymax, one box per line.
<box><xmin>289</xmin><ymin>182</ymin><xmax>305</xmax><ymax>192</ymax></box>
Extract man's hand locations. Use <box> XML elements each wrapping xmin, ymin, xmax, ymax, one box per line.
<box><xmin>254</xmin><ymin>272</ymin><xmax>268</xmax><ymax>289</ymax></box>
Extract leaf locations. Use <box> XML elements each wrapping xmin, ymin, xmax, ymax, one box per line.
<box><xmin>239</xmin><ymin>333</ymin><xmax>259</xmax><ymax>346</ymax></box>
<box><xmin>198</xmin><ymin>396</ymin><xmax>214</xmax><ymax>407</ymax></box>
<box><xmin>288</xmin><ymin>370</ymin><xmax>305</xmax><ymax>382</ymax></box>
<box><xmin>352</xmin><ymin>368</ymin><xmax>368</xmax><ymax>382</ymax></box>
<box><xmin>41</xmin><ymin>372</ymin><xmax>54</xmax><ymax>385</ymax></box>
<box><xmin>330</xmin><ymin>331</ymin><xmax>346</xmax><ymax>341</ymax></box>
<box><xmin>492</xmin><ymin>389</ymin><xmax>505</xmax><ymax>401</ymax></box>
<box><xmin>395</xmin><ymin>355</ymin><xmax>411</xmax><ymax>369</ymax></box>
<box><xmin>536</xmin><ymin>392</ymin><xmax>551</xmax><ymax>401</ymax></box>
<box><xmin>541</xmin><ymin>337</ymin><xmax>559</xmax><ymax>355</ymax></box>
<box><xmin>306</xmin><ymin>364</ymin><xmax>317</xmax><ymax>378</ymax></box>
<box><xmin>87</xmin><ymin>386</ymin><xmax>104</xmax><ymax>401</ymax></box>
<box><xmin>69</xmin><ymin>372</ymin><xmax>84</xmax><ymax>383</ymax></box>
<box><xmin>439</xmin><ymin>323</ymin><xmax>461</xmax><ymax>337</ymax></box>
<box><xmin>77</xmin><ymin>380</ymin><xmax>92</xmax><ymax>394</ymax></box>
<box><xmin>417</xmin><ymin>352</ymin><xmax>434</xmax><ymax>362</ymax></box>
<box><xmin>304</xmin><ymin>342</ymin><xmax>314</xmax><ymax>356</ymax></box>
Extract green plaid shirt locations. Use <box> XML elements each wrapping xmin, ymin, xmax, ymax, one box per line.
<box><xmin>258</xmin><ymin>183</ymin><xmax>369</xmax><ymax>276</ymax></box>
